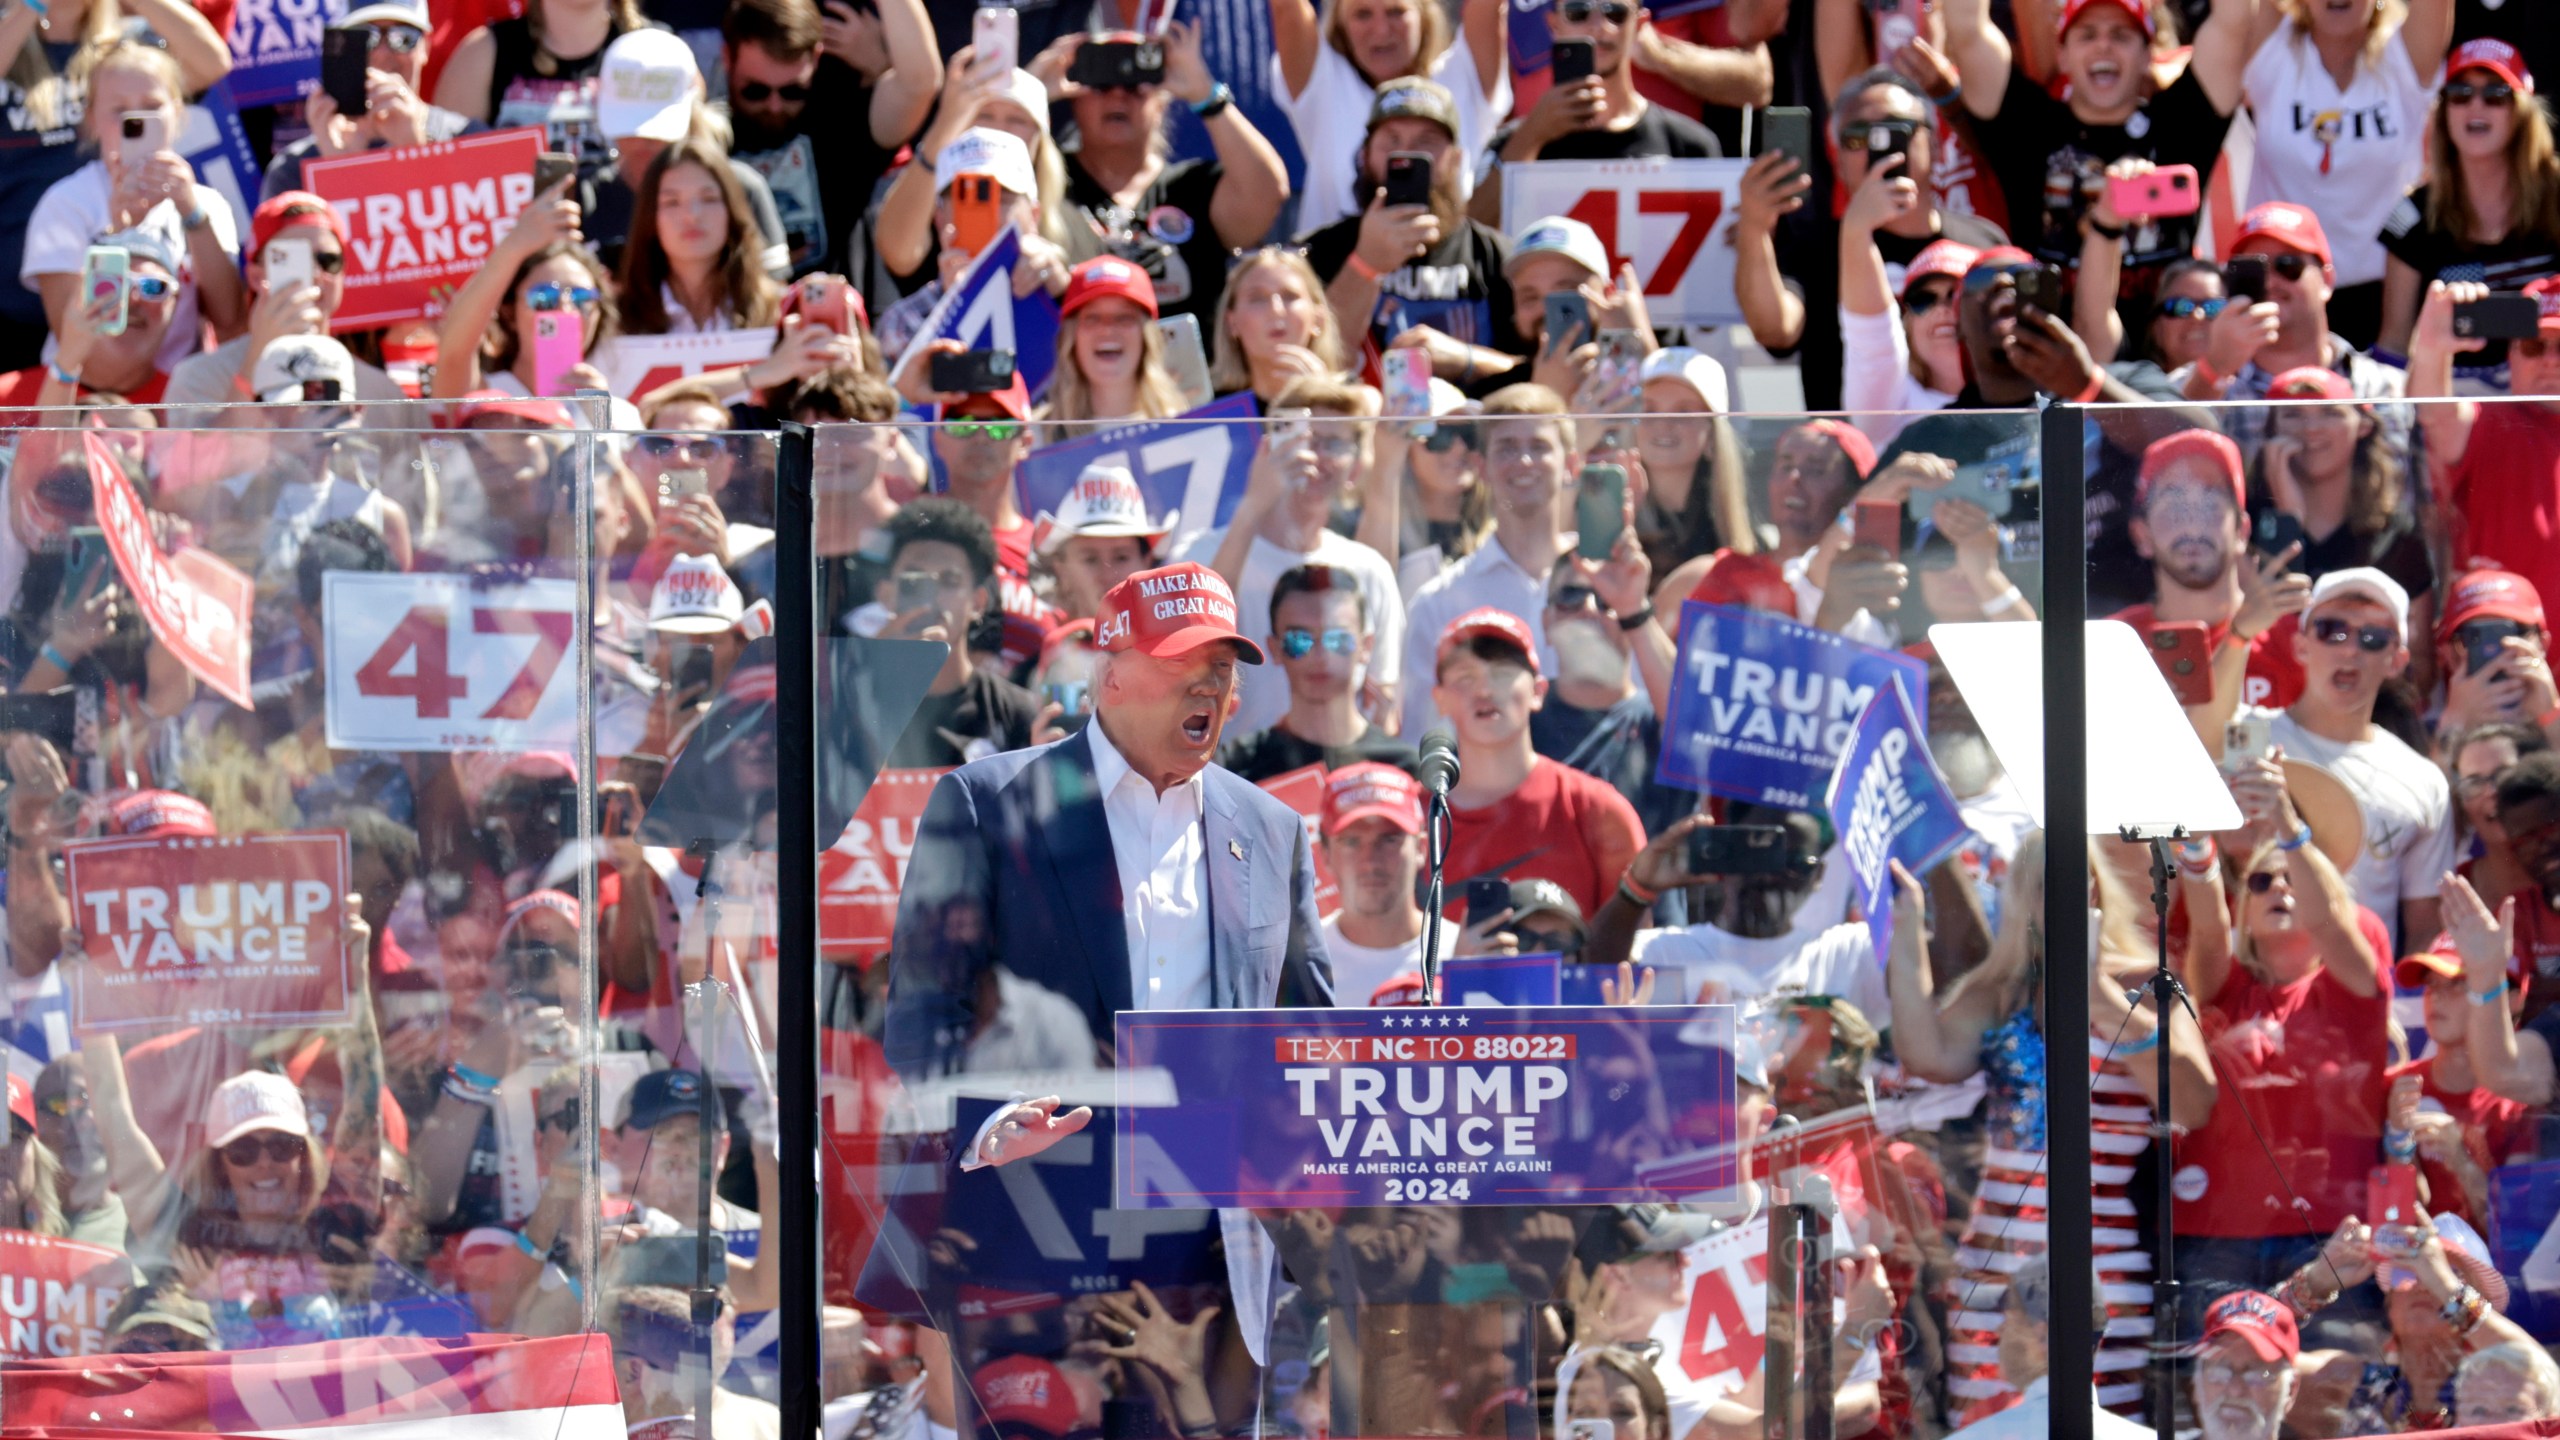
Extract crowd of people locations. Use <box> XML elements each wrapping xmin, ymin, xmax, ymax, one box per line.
<box><xmin>8</xmin><ymin>0</ymin><xmax>2560</xmax><ymax>1435</ymax></box>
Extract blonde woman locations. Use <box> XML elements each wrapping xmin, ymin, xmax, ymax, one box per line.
<box><xmin>23</xmin><ymin>40</ymin><xmax>245</xmax><ymax>370</ymax></box>
<box><xmin>2237</xmin><ymin>0</ymin><xmax>2454</xmax><ymax>345</ymax></box>
<box><xmin>2377</xmin><ymin>41</ymin><xmax>2560</xmax><ymax>375</ymax></box>
<box><xmin>433</xmin><ymin>0</ymin><xmax>641</xmax><ymax>168</ymax></box>
<box><xmin>1270</xmin><ymin>0</ymin><xmax>1507</xmax><ymax>234</ymax></box>
<box><xmin>1212</xmin><ymin>247</ymin><xmax>1350</xmax><ymax>405</ymax></box>
<box><xmin>1043</xmin><ymin>257</ymin><xmax>1189</xmax><ymax>428</ymax></box>
<box><xmin>872</xmin><ymin>48</ymin><xmax>1070</xmax><ymax>280</ymax></box>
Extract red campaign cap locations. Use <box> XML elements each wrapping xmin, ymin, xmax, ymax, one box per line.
<box><xmin>2265</xmin><ymin>366</ymin><xmax>2355</xmax><ymax>401</ymax></box>
<box><xmin>445</xmin><ymin>390</ymin><xmax>577</xmax><ymax>430</ymax></box>
<box><xmin>2135</xmin><ymin>428</ymin><xmax>2246</xmax><ymax>515</ymax></box>
<box><xmin>2060</xmin><ymin>0</ymin><xmax>2154</xmax><ymax>37</ymax></box>
<box><xmin>1322</xmin><ymin>761</ymin><xmax>1425</xmax><ymax>837</ymax></box>
<box><xmin>1061</xmin><ymin>256</ymin><xmax>1160</xmax><ymax>319</ymax></box>
<box><xmin>1095</xmin><ymin>562</ymin><xmax>1268</xmax><ymax>664</ymax></box>
<box><xmin>1798</xmin><ymin>418</ymin><xmax>1878</xmax><ymax>481</ymax></box>
<box><xmin>250</xmin><ymin>190</ymin><xmax>350</xmax><ymax>258</ymax></box>
<box><xmin>2447</xmin><ymin>37</ymin><xmax>2533</xmax><ymax>94</ymax></box>
<box><xmin>936</xmin><ymin>370</ymin><xmax>1033</xmax><ymax>422</ymax></box>
<box><xmin>973</xmin><ymin>1356</ymin><xmax>1080</xmax><ymax>1436</ymax></box>
<box><xmin>6</xmin><ymin>1072</ymin><xmax>31</xmax><ymax>1132</ymax></box>
<box><xmin>1436</xmin><ymin>606</ymin><xmax>1540</xmax><ymax>676</ymax></box>
<box><xmin>2525</xmin><ymin>275</ymin><xmax>2560</xmax><ymax>333</ymax></box>
<box><xmin>2200</xmin><ymin>1290</ymin><xmax>2300</xmax><ymax>1363</ymax></box>
<box><xmin>2439</xmin><ymin>568</ymin><xmax>2546</xmax><ymax>638</ymax></box>
<box><xmin>109</xmin><ymin>789</ymin><xmax>218</xmax><ymax>838</ymax></box>
<box><xmin>2400</xmin><ymin>935</ymin><xmax>2526</xmax><ymax>990</ymax></box>
<box><xmin>1901</xmin><ymin>239</ymin><xmax>1980</xmax><ymax>297</ymax></box>
<box><xmin>1964</xmin><ymin>245</ymin><xmax>2037</xmax><ymax>277</ymax></box>
<box><xmin>2233</xmin><ymin>202</ymin><xmax>2333</xmax><ymax>268</ymax></box>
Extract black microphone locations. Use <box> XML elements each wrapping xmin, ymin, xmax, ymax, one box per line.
<box><xmin>1417</xmin><ymin>728</ymin><xmax>1461</xmax><ymax>796</ymax></box>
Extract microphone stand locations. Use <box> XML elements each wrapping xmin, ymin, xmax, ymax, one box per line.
<box><xmin>2119</xmin><ymin>823</ymin><xmax>2189</xmax><ymax>1431</ymax></box>
<box><xmin>1419</xmin><ymin>791</ymin><xmax>1451</xmax><ymax>1006</ymax></box>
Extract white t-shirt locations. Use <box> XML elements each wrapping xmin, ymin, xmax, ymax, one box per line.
<box><xmin>1172</xmin><ymin>523</ymin><xmax>1406</xmax><ymax>736</ymax></box>
<box><xmin>1631</xmin><ymin>920</ymin><xmax>1887</xmax><ymax>1023</ymax></box>
<box><xmin>22</xmin><ymin>160</ymin><xmax>240</xmax><ymax>375</ymax></box>
<box><xmin>2241</xmin><ymin>21</ymin><xmax>2433</xmax><ymax>288</ymax></box>
<box><xmin>2264</xmin><ymin>706</ymin><xmax>2455</xmax><ymax>951</ymax></box>
<box><xmin>1319</xmin><ymin>912</ymin><xmax>1455</xmax><ymax>1005</ymax></box>
<box><xmin>1277</xmin><ymin>34</ymin><xmax>1512</xmax><ymax>238</ymax></box>
<box><xmin>1838</xmin><ymin>301</ymin><xmax>1958</xmax><ymax>451</ymax></box>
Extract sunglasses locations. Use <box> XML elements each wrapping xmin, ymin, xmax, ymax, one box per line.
<box><xmin>1902</xmin><ymin>284</ymin><xmax>1954</xmax><ymax>317</ymax></box>
<box><xmin>1840</xmin><ymin>121</ymin><xmax>1916</xmax><ymax>153</ymax></box>
<box><xmin>2245</xmin><ymin>870</ymin><xmax>2281</xmax><ymax>894</ymax></box>
<box><xmin>2250</xmin><ymin>254</ymin><xmax>2315</xmax><ymax>283</ymax></box>
<box><xmin>539</xmin><ymin>1098</ymin><xmax>581</xmax><ymax>1132</ymax></box>
<box><xmin>2309</xmin><ymin>616</ymin><xmax>2397</xmax><ymax>652</ymax></box>
<box><xmin>1550</xmin><ymin>583</ymin><xmax>1602</xmax><ymax>613</ymax></box>
<box><xmin>944</xmin><ymin>420</ymin><xmax>1025</xmax><ymax>441</ymax></box>
<box><xmin>1962</xmin><ymin>263</ymin><xmax>2035</xmax><ymax>291</ymax></box>
<box><xmin>638</xmin><ymin>434</ymin><xmax>724</xmax><ymax>459</ymax></box>
<box><xmin>1421</xmin><ymin>421</ymin><xmax>1472</xmax><ymax>453</ymax></box>
<box><xmin>1280</xmin><ymin>626</ymin><xmax>1359</xmax><ymax>659</ymax></box>
<box><xmin>2445</xmin><ymin>80</ymin><xmax>2516</xmax><ymax>107</ymax></box>
<box><xmin>1558</xmin><ymin>0</ymin><xmax>1633</xmax><ymax>19</ymax></box>
<box><xmin>221</xmin><ymin>1133</ymin><xmax>305</xmax><ymax>1167</ymax></box>
<box><xmin>130</xmin><ymin>274</ymin><xmax>175</xmax><ymax>301</ymax></box>
<box><xmin>2157</xmin><ymin>296</ymin><xmax>2227</xmax><ymax>319</ymax></box>
<box><xmin>2522</xmin><ymin>337</ymin><xmax>2554</xmax><ymax>360</ymax></box>
<box><xmin>525</xmin><ymin>282</ymin><xmax>600</xmax><ymax>311</ymax></box>
<box><xmin>737</xmin><ymin>80</ymin><xmax>811</xmax><ymax>103</ymax></box>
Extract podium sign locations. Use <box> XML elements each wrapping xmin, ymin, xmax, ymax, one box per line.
<box><xmin>1114</xmin><ymin>1004</ymin><xmax>1741</xmax><ymax>1210</ymax></box>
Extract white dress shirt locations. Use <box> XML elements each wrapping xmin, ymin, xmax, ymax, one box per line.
<box><xmin>1087</xmin><ymin>718</ymin><xmax>1214</xmax><ymax>1012</ymax></box>
<box><xmin>1400</xmin><ymin>532</ymin><xmax>1564</xmax><ymax>736</ymax></box>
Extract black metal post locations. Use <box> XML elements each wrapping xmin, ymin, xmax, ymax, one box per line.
<box><xmin>2041</xmin><ymin>402</ymin><xmax>2097</xmax><ymax>1440</ymax></box>
<box><xmin>775</xmin><ymin>422</ymin><xmax>823</xmax><ymax>1438</ymax></box>
<box><xmin>2136</xmin><ymin>835</ymin><xmax>2188</xmax><ymax>1427</ymax></box>
<box><xmin>1801</xmin><ymin>1203</ymin><xmax>1833</xmax><ymax>1440</ymax></box>
<box><xmin>1764</xmin><ymin>1204</ymin><xmax>1802</xmax><ymax>1440</ymax></box>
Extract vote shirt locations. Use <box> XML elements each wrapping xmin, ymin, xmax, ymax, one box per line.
<box><xmin>1303</xmin><ymin>213</ymin><xmax>1524</xmax><ymax>363</ymax></box>
<box><xmin>2240</xmin><ymin>20</ymin><xmax>2433</xmax><ymax>289</ymax></box>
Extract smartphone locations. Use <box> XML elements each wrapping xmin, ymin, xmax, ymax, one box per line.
<box><xmin>1575</xmin><ymin>463</ymin><xmax>1627</xmax><ymax>561</ymax></box>
<box><xmin>1463</xmin><ymin>876</ymin><xmax>1512</xmax><ymax>930</ymax></box>
<box><xmin>2222</xmin><ymin>713</ymin><xmax>2273</xmax><ymax>772</ymax></box>
<box><xmin>1268</xmin><ymin>405</ymin><xmax>1312</xmax><ymax>453</ymax></box>
<box><xmin>894</xmin><ymin>571</ymin><xmax>940</xmax><ymax>613</ymax></box>
<box><xmin>2252</xmin><ymin>509</ymin><xmax>2306</xmax><ymax>568</ymax></box>
<box><xmin>929</xmin><ymin>348</ymin><xmax>1016</xmax><ymax>394</ymax></box>
<box><xmin>798</xmin><ymin>275</ymin><xmax>854</xmax><ymax>335</ymax></box>
<box><xmin>1865</xmin><ymin>0</ymin><xmax>1924</xmax><ymax>55</ymax></box>
<box><xmin>117</xmin><ymin>111</ymin><xmax>165</xmax><ymax>170</ymax></box>
<box><xmin>1757</xmin><ymin>105</ymin><xmax>1812</xmax><ymax>175</ymax></box>
<box><xmin>1045</xmin><ymin>679</ymin><xmax>1090</xmax><ymax>716</ymax></box>
<box><xmin>1070</xmin><ymin>38</ymin><xmax>1165</xmax><ymax>89</ymax></box>
<box><xmin>1859</xmin><ymin>118</ymin><xmax>1918</xmax><ymax>167</ymax></box>
<box><xmin>2454</xmin><ymin>294</ymin><xmax>2543</xmax><ymax>342</ymax></box>
<box><xmin>1550</xmin><ymin>36</ymin><xmax>1595</xmax><ymax>85</ymax></box>
<box><xmin>1852</xmin><ymin>498</ymin><xmax>1901</xmax><ymax>558</ymax></box>
<box><xmin>1543</xmin><ymin>290</ymin><xmax>1591</xmax><ymax>352</ymax></box>
<box><xmin>1688</xmin><ymin>824</ymin><xmax>1794</xmax><ymax>877</ymax></box>
<box><xmin>947</xmin><ymin>172</ymin><xmax>1004</xmax><ymax>256</ymax></box>
<box><xmin>1382</xmin><ymin>151</ymin><xmax>1433</xmax><ymax>209</ymax></box>
<box><xmin>2146</xmin><ymin>621</ymin><xmax>2214</xmax><ymax>707</ymax></box>
<box><xmin>531</xmin><ymin>308</ymin><xmax>584</xmax><ymax>397</ymax></box>
<box><xmin>660</xmin><ymin>467</ymin><xmax>710</xmax><ymax>502</ymax></box>
<box><xmin>532</xmin><ymin>150</ymin><xmax>577</xmax><ymax>198</ymax></box>
<box><xmin>1381</xmin><ymin>345</ymin><xmax>1433</xmax><ymax>419</ymax></box>
<box><xmin>971</xmin><ymin>5</ymin><xmax>1019</xmax><ymax>76</ymax></box>
<box><xmin>597</xmin><ymin>780</ymin><xmax>641</xmax><ymax>838</ymax></box>
<box><xmin>0</xmin><ymin>687</ymin><xmax>78</xmax><ymax>754</ymax></box>
<box><xmin>1156</xmin><ymin>313</ymin><xmax>1213</xmax><ymax>410</ymax></box>
<box><xmin>2105</xmin><ymin>164</ymin><xmax>2199</xmax><ymax>221</ymax></box>
<box><xmin>2011</xmin><ymin>263</ymin><xmax>2063</xmax><ymax>316</ymax></box>
<box><xmin>2368</xmin><ymin>1162</ymin><xmax>2421</xmax><ymax>1228</ymax></box>
<box><xmin>79</xmin><ymin>246</ymin><xmax>129</xmax><ymax>339</ymax></box>
<box><xmin>1568</xmin><ymin>1423</ymin><xmax>1615</xmax><ymax>1440</ymax></box>
<box><xmin>264</xmin><ymin>234</ymin><xmax>315</xmax><ymax>292</ymax></box>
<box><xmin>2463</xmin><ymin>618</ymin><xmax>2526</xmax><ymax>677</ymax></box>
<box><xmin>322</xmin><ymin>26</ymin><xmax>372</xmax><ymax>118</ymax></box>
<box><xmin>2225</xmin><ymin>255</ymin><xmax>2269</xmax><ymax>306</ymax></box>
<box><xmin>63</xmin><ymin>525</ymin><xmax>109</xmax><ymax>600</ymax></box>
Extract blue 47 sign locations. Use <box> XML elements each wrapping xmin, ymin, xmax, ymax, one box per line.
<box><xmin>1012</xmin><ymin>395</ymin><xmax>1260</xmax><ymax>558</ymax></box>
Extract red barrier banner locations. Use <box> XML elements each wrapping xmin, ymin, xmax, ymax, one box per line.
<box><xmin>1256</xmin><ymin>764</ymin><xmax>1339</xmax><ymax>917</ymax></box>
<box><xmin>819</xmin><ymin>768</ymin><xmax>950</xmax><ymax>956</ymax></box>
<box><xmin>0</xmin><ymin>1231</ymin><xmax>130</xmax><ymax>1359</ymax></box>
<box><xmin>64</xmin><ymin>829</ymin><xmax>352</xmax><ymax>1034</ymax></box>
<box><xmin>306</xmin><ymin>127</ymin><xmax>547</xmax><ymax>331</ymax></box>
<box><xmin>87</xmin><ymin>432</ymin><xmax>253</xmax><ymax>709</ymax></box>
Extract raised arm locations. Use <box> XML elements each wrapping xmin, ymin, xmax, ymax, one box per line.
<box><xmin>2187</xmin><ymin>0</ymin><xmax>2262</xmax><ymax>117</ymax></box>
<box><xmin>1462</xmin><ymin>0</ymin><xmax>1508</xmax><ymax>97</ymax></box>
<box><xmin>1938</xmin><ymin>0</ymin><xmax>2010</xmax><ymax>120</ymax></box>
<box><xmin>2446</xmin><ymin>871</ymin><xmax>2553</xmax><ymax>1105</ymax></box>
<box><xmin>1731</xmin><ymin>152</ymin><xmax>1809</xmax><ymax>352</ymax></box>
<box><xmin>1884</xmin><ymin>861</ymin><xmax>1996</xmax><ymax>1083</ymax></box>
<box><xmin>2408</xmin><ymin>279</ymin><xmax>2484</xmax><ymax>470</ymax></box>
<box><xmin>1167</xmin><ymin>21</ymin><xmax>1292</xmax><ymax>248</ymax></box>
<box><xmin>865</xmin><ymin>0</ymin><xmax>944</xmax><ymax>152</ymax></box>
<box><xmin>1634</xmin><ymin>23</ymin><xmax>1772</xmax><ymax>107</ymax></box>
<box><xmin>78</xmin><ymin>1032</ymin><xmax>176</xmax><ymax>1239</ymax></box>
<box><xmin>2399</xmin><ymin>0</ymin><xmax>2455</xmax><ymax>86</ymax></box>
<box><xmin>1270</xmin><ymin>0</ymin><xmax>1322</xmax><ymax>99</ymax></box>
<box><xmin>430</xmin><ymin>181</ymin><xmax>579</xmax><ymax>398</ymax></box>
<box><xmin>123</xmin><ymin>0</ymin><xmax>231</xmax><ymax>94</ymax></box>
<box><xmin>2179</xmin><ymin>843</ymin><xmax>2238</xmax><ymax>1006</ymax></box>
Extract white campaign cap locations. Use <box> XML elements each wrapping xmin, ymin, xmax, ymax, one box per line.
<box><xmin>1639</xmin><ymin>347</ymin><xmax>1731</xmax><ymax>414</ymax></box>
<box><xmin>252</xmin><ymin>333</ymin><xmax>358</xmax><ymax>405</ymax></box>
<box><xmin>598</xmin><ymin>29</ymin><xmax>699</xmax><ymax>143</ymax></box>
<box><xmin>206</xmin><ymin>1072</ymin><xmax>313</xmax><ymax>1151</ymax></box>
<box><xmin>984</xmin><ymin>69</ymin><xmax>1052</xmax><ymax>136</ymax></box>
<box><xmin>1506</xmin><ymin>215</ymin><xmax>1609</xmax><ymax>279</ymax></box>
<box><xmin>936</xmin><ymin>127</ymin><xmax>1038</xmax><ymax>199</ymax></box>
<box><xmin>2307</xmin><ymin>566</ymin><xmax>2412</xmax><ymax>641</ymax></box>
<box><xmin>1032</xmin><ymin>462</ymin><xmax>1176</xmax><ymax>555</ymax></box>
<box><xmin>650</xmin><ymin>552</ymin><xmax>746</xmax><ymax>634</ymax></box>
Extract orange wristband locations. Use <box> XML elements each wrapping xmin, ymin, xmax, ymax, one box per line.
<box><xmin>1347</xmin><ymin>252</ymin><xmax>1382</xmax><ymax>282</ymax></box>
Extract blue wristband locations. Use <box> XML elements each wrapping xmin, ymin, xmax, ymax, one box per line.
<box><xmin>2470</xmin><ymin>978</ymin><xmax>2512</xmax><ymax>1007</ymax></box>
<box><xmin>450</xmin><ymin>1062</ymin><xmax>501</xmax><ymax>1090</ymax></box>
<box><xmin>2276</xmin><ymin>821</ymin><xmax>2313</xmax><ymax>852</ymax></box>
<box><xmin>46</xmin><ymin>362</ymin><xmax>77</xmax><ymax>389</ymax></box>
<box><xmin>38</xmin><ymin>642</ymin><xmax>69</xmax><ymax>673</ymax></box>
<box><xmin>1189</xmin><ymin>82</ymin><xmax>1232</xmax><ymax>117</ymax></box>
<box><xmin>2117</xmin><ymin>1025</ymin><xmax>2163</xmax><ymax>1057</ymax></box>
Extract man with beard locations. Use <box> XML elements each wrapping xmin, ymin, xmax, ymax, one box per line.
<box><xmin>1942</xmin><ymin>0</ymin><xmax>2248</xmax><ymax>289</ymax></box>
<box><xmin>2452</xmin><ymin>752</ymin><xmax>2560</xmax><ymax>1108</ymax></box>
<box><xmin>1306</xmin><ymin>78</ymin><xmax>1525</xmax><ymax>372</ymax></box>
<box><xmin>1469</xmin><ymin>0</ymin><xmax>1721</xmax><ymax>227</ymax></box>
<box><xmin>2190</xmin><ymin>1292</ymin><xmax>2301</xmax><ymax>1440</ymax></box>
<box><xmin>31</xmin><ymin>1058</ymin><xmax>125</xmax><ymax>1246</ymax></box>
<box><xmin>720</xmin><ymin>0</ymin><xmax>940</xmax><ymax>276</ymax></box>
<box><xmin>2108</xmin><ymin>429</ymin><xmax>2312</xmax><ymax>738</ymax></box>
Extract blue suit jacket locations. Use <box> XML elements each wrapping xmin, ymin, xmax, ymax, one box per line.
<box><xmin>882</xmin><ymin>724</ymin><xmax>1335</xmax><ymax>1078</ymax></box>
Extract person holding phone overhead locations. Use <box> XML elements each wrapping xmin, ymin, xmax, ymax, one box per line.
<box><xmin>874</xmin><ymin>127</ymin><xmax>1072</xmax><ymax>363</ymax></box>
<box><xmin>2410</xmin><ymin>277</ymin><xmax>2560</xmax><ymax>635</ymax></box>
<box><xmin>0</xmin><ymin>226</ymin><xmax>180</xmax><ymax>407</ymax></box>
<box><xmin>22</xmin><ymin>41</ymin><xmax>243</xmax><ymax>375</ymax></box>
<box><xmin>1469</xmin><ymin>0</ymin><xmax>1721</xmax><ymax>228</ymax></box>
<box><xmin>264</xmin><ymin>0</ymin><xmax>475</xmax><ymax>201</ymax></box>
<box><xmin>164</xmin><ymin>194</ymin><xmax>411</xmax><ymax>425</ymax></box>
<box><xmin>870</xmin><ymin>48</ymin><xmax>1070</xmax><ymax>284</ymax></box>
<box><xmin>1266</xmin><ymin>0</ymin><xmax>1509</xmax><ymax>236</ymax></box>
<box><xmin>426</xmin><ymin>162</ymin><xmax>643</xmax><ymax>426</ymax></box>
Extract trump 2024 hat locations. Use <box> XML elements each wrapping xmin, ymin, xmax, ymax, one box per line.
<box><xmin>1322</xmin><ymin>761</ymin><xmax>1424</xmax><ymax>836</ymax></box>
<box><xmin>1095</xmin><ymin>562</ymin><xmax>1266</xmax><ymax>664</ymax></box>
<box><xmin>649</xmin><ymin>552</ymin><xmax>746</xmax><ymax>634</ymax></box>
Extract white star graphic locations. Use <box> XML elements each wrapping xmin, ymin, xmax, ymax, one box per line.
<box><xmin>1457</xmin><ymin>1015</ymin><xmax>1471</xmax><ymax>1027</ymax></box>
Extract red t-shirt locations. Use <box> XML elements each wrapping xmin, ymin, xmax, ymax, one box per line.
<box><xmin>2103</xmin><ymin>600</ymin><xmax>2302</xmax><ymax>711</ymax></box>
<box><xmin>2172</xmin><ymin>908</ymin><xmax>2393</xmax><ymax>1236</ymax></box>
<box><xmin>2445</xmin><ymin>404</ymin><xmax>2560</xmax><ymax>622</ymax></box>
<box><xmin>2386</xmin><ymin>1053</ymin><xmax>2533</xmax><ymax>1232</ymax></box>
<box><xmin>0</xmin><ymin>364</ymin><xmax>169</xmax><ymax>423</ymax></box>
<box><xmin>1440</xmin><ymin>756</ymin><xmax>1645</xmax><ymax>921</ymax></box>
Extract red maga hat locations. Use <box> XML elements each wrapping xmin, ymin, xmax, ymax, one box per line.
<box><xmin>1096</xmin><ymin>562</ymin><xmax>1267</xmax><ymax>664</ymax></box>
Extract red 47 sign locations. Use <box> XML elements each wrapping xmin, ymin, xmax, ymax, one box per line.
<box><xmin>1501</xmin><ymin>158</ymin><xmax>1748</xmax><ymax>328</ymax></box>
<box><xmin>322</xmin><ymin>571</ymin><xmax>579</xmax><ymax>752</ymax></box>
